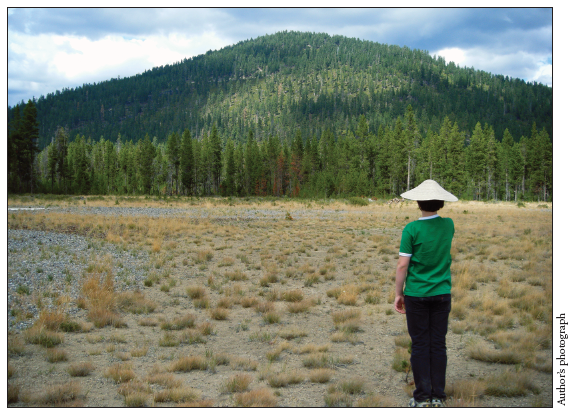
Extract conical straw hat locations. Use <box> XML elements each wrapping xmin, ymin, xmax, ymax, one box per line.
<box><xmin>400</xmin><ymin>180</ymin><xmax>458</xmax><ymax>202</ymax></box>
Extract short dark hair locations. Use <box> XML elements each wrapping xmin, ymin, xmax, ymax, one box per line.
<box><xmin>417</xmin><ymin>200</ymin><xmax>444</xmax><ymax>212</ymax></box>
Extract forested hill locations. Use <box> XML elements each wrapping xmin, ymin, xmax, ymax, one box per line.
<box><xmin>9</xmin><ymin>31</ymin><xmax>552</xmax><ymax>150</ymax></box>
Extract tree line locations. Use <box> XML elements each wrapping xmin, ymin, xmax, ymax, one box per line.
<box><xmin>19</xmin><ymin>102</ymin><xmax>551</xmax><ymax>202</ymax></box>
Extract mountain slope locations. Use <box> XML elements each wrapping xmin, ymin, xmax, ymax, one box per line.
<box><xmin>10</xmin><ymin>31</ymin><xmax>552</xmax><ymax>149</ymax></box>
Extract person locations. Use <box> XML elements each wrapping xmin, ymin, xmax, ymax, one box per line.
<box><xmin>394</xmin><ymin>179</ymin><xmax>458</xmax><ymax>408</ymax></box>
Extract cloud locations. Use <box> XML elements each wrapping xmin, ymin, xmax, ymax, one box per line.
<box><xmin>7</xmin><ymin>7</ymin><xmax>552</xmax><ymax>106</ymax></box>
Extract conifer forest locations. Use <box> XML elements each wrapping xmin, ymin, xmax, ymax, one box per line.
<box><xmin>7</xmin><ymin>31</ymin><xmax>552</xmax><ymax>201</ymax></box>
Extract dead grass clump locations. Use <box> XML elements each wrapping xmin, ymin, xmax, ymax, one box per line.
<box><xmin>218</xmin><ymin>257</ymin><xmax>235</xmax><ymax>267</ymax></box>
<box><xmin>24</xmin><ymin>326</ymin><xmax>64</xmax><ymax>348</ymax></box>
<box><xmin>330</xmin><ymin>377</ymin><xmax>366</xmax><ymax>395</ymax></box>
<box><xmin>330</xmin><ymin>331</ymin><xmax>359</xmax><ymax>344</ymax></box>
<box><xmin>225</xmin><ymin>269</ymin><xmax>248</xmax><ymax>281</ymax></box>
<box><xmin>241</xmin><ymin>297</ymin><xmax>259</xmax><ymax>308</ymax></box>
<box><xmin>266</xmin><ymin>371</ymin><xmax>305</xmax><ymax>387</ymax></box>
<box><xmin>131</xmin><ymin>346</ymin><xmax>149</xmax><ymax>357</ymax></box>
<box><xmin>231</xmin><ymin>357</ymin><xmax>258</xmax><ymax>371</ymax></box>
<box><xmin>104</xmin><ymin>363</ymin><xmax>136</xmax><ymax>383</ymax></box>
<box><xmin>324</xmin><ymin>391</ymin><xmax>353</xmax><ymax>407</ymax></box>
<box><xmin>8</xmin><ymin>335</ymin><xmax>25</xmax><ymax>355</ymax></box>
<box><xmin>198</xmin><ymin>322</ymin><xmax>215</xmax><ymax>335</ymax></box>
<box><xmin>287</xmin><ymin>300</ymin><xmax>312</xmax><ymax>314</ymax></box>
<box><xmin>118</xmin><ymin>380</ymin><xmax>152</xmax><ymax>398</ymax></box>
<box><xmin>497</xmin><ymin>278</ymin><xmax>527</xmax><ymax>299</ymax></box>
<box><xmin>36</xmin><ymin>310</ymin><xmax>66</xmax><ymax>330</ymax></box>
<box><xmin>186</xmin><ymin>286</ymin><xmax>206</xmax><ymax>299</ymax></box>
<box><xmin>170</xmin><ymin>356</ymin><xmax>209</xmax><ymax>372</ymax></box>
<box><xmin>154</xmin><ymin>387</ymin><xmax>200</xmax><ymax>404</ymax></box>
<box><xmin>255</xmin><ymin>301</ymin><xmax>275</xmax><ymax>313</ymax></box>
<box><xmin>295</xmin><ymin>343</ymin><xmax>329</xmax><ymax>354</ymax></box>
<box><xmin>34</xmin><ymin>381</ymin><xmax>84</xmax><ymax>406</ymax></box>
<box><xmin>234</xmin><ymin>388</ymin><xmax>277</xmax><ymax>407</ymax></box>
<box><xmin>81</xmin><ymin>273</ymin><xmax>125</xmax><ymax>328</ymax></box>
<box><xmin>147</xmin><ymin>373</ymin><xmax>183</xmax><ymax>388</ymax></box>
<box><xmin>484</xmin><ymin>370</ymin><xmax>541</xmax><ymax>397</ymax></box>
<box><xmin>445</xmin><ymin>379</ymin><xmax>485</xmax><ymax>404</ymax></box>
<box><xmin>210</xmin><ymin>307</ymin><xmax>229</xmax><ymax>320</ymax></box>
<box><xmin>176</xmin><ymin>399</ymin><xmax>215</xmax><ymax>407</ymax></box>
<box><xmin>466</xmin><ymin>341</ymin><xmax>523</xmax><ymax>365</ymax></box>
<box><xmin>223</xmin><ymin>373</ymin><xmax>253</xmax><ymax>393</ymax></box>
<box><xmin>161</xmin><ymin>314</ymin><xmax>196</xmax><ymax>330</ymax></box>
<box><xmin>392</xmin><ymin>348</ymin><xmax>411</xmax><ymax>373</ymax></box>
<box><xmin>262</xmin><ymin>311</ymin><xmax>281</xmax><ymax>324</ymax></box>
<box><xmin>394</xmin><ymin>334</ymin><xmax>412</xmax><ymax>348</ymax></box>
<box><xmin>8</xmin><ymin>383</ymin><xmax>20</xmax><ymax>404</ymax></box>
<box><xmin>308</xmin><ymin>368</ymin><xmax>334</xmax><ymax>383</ymax></box>
<box><xmin>217</xmin><ymin>297</ymin><xmax>234</xmax><ymax>308</ymax></box>
<box><xmin>278</xmin><ymin>328</ymin><xmax>308</xmax><ymax>340</ymax></box>
<box><xmin>302</xmin><ymin>353</ymin><xmax>330</xmax><ymax>368</ymax></box>
<box><xmin>332</xmin><ymin>309</ymin><xmax>361</xmax><ymax>324</ymax></box>
<box><xmin>116</xmin><ymin>289</ymin><xmax>156</xmax><ymax>314</ymax></box>
<box><xmin>196</xmin><ymin>249</ymin><xmax>214</xmax><ymax>263</ymax></box>
<box><xmin>159</xmin><ymin>333</ymin><xmax>180</xmax><ymax>347</ymax></box>
<box><xmin>281</xmin><ymin>289</ymin><xmax>304</xmax><ymax>302</ymax></box>
<box><xmin>355</xmin><ymin>394</ymin><xmax>395</xmax><ymax>407</ymax></box>
<box><xmin>180</xmin><ymin>329</ymin><xmax>207</xmax><ymax>345</ymax></box>
<box><xmin>68</xmin><ymin>362</ymin><xmax>96</xmax><ymax>377</ymax></box>
<box><xmin>46</xmin><ymin>348</ymin><xmax>68</xmax><ymax>363</ymax></box>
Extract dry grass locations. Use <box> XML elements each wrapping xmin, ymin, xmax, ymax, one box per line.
<box><xmin>186</xmin><ymin>286</ymin><xmax>206</xmax><ymax>299</ymax></box>
<box><xmin>223</xmin><ymin>373</ymin><xmax>253</xmax><ymax>393</ymax></box>
<box><xmin>234</xmin><ymin>388</ymin><xmax>277</xmax><ymax>407</ymax></box>
<box><xmin>68</xmin><ymin>362</ymin><xmax>96</xmax><ymax>377</ymax></box>
<box><xmin>33</xmin><ymin>381</ymin><xmax>84</xmax><ymax>406</ymax></box>
<box><xmin>154</xmin><ymin>387</ymin><xmax>200</xmax><ymax>403</ymax></box>
<box><xmin>24</xmin><ymin>326</ymin><xmax>64</xmax><ymax>348</ymax></box>
<box><xmin>169</xmin><ymin>356</ymin><xmax>209</xmax><ymax>372</ymax></box>
<box><xmin>308</xmin><ymin>368</ymin><xmax>334</xmax><ymax>383</ymax></box>
<box><xmin>104</xmin><ymin>363</ymin><xmax>136</xmax><ymax>383</ymax></box>
<box><xmin>266</xmin><ymin>371</ymin><xmax>305</xmax><ymax>387</ymax></box>
<box><xmin>161</xmin><ymin>314</ymin><xmax>196</xmax><ymax>330</ymax></box>
<box><xmin>7</xmin><ymin>199</ymin><xmax>552</xmax><ymax>407</ymax></box>
<box><xmin>355</xmin><ymin>394</ymin><xmax>395</xmax><ymax>407</ymax></box>
<box><xmin>46</xmin><ymin>348</ymin><xmax>68</xmax><ymax>363</ymax></box>
<box><xmin>484</xmin><ymin>369</ymin><xmax>541</xmax><ymax>397</ymax></box>
<box><xmin>146</xmin><ymin>372</ymin><xmax>183</xmax><ymax>388</ymax></box>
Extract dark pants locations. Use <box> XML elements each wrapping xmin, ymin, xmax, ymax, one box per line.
<box><xmin>404</xmin><ymin>294</ymin><xmax>451</xmax><ymax>402</ymax></box>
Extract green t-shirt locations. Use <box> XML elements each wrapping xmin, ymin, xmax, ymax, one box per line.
<box><xmin>399</xmin><ymin>215</ymin><xmax>454</xmax><ymax>297</ymax></box>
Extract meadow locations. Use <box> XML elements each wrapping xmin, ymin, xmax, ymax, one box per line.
<box><xmin>7</xmin><ymin>195</ymin><xmax>552</xmax><ymax>407</ymax></box>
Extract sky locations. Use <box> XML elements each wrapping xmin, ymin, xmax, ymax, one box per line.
<box><xmin>6</xmin><ymin>6</ymin><xmax>553</xmax><ymax>108</ymax></box>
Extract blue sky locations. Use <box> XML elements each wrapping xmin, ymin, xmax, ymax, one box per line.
<box><xmin>7</xmin><ymin>7</ymin><xmax>553</xmax><ymax>107</ymax></box>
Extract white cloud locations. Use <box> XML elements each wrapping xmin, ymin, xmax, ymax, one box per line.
<box><xmin>432</xmin><ymin>46</ymin><xmax>552</xmax><ymax>87</ymax></box>
<box><xmin>7</xmin><ymin>29</ymin><xmax>234</xmax><ymax>104</ymax></box>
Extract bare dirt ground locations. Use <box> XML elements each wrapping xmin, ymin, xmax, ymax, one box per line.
<box><xmin>7</xmin><ymin>197</ymin><xmax>553</xmax><ymax>407</ymax></box>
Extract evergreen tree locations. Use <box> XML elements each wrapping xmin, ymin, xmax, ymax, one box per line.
<box><xmin>138</xmin><ymin>133</ymin><xmax>156</xmax><ymax>194</ymax></box>
<box><xmin>180</xmin><ymin>128</ymin><xmax>195</xmax><ymax>196</ymax></box>
<box><xmin>166</xmin><ymin>131</ymin><xmax>181</xmax><ymax>194</ymax></box>
<box><xmin>209</xmin><ymin>124</ymin><xmax>223</xmax><ymax>194</ymax></box>
<box><xmin>19</xmin><ymin>100</ymin><xmax>40</xmax><ymax>193</ymax></box>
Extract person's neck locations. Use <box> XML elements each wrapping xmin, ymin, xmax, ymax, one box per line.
<box><xmin>420</xmin><ymin>210</ymin><xmax>438</xmax><ymax>218</ymax></box>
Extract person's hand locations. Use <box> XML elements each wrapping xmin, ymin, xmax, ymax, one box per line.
<box><xmin>394</xmin><ymin>295</ymin><xmax>406</xmax><ymax>314</ymax></box>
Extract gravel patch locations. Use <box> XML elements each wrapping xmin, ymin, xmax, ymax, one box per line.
<box><xmin>7</xmin><ymin>229</ymin><xmax>150</xmax><ymax>332</ymax></box>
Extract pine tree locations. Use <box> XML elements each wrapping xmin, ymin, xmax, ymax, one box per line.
<box><xmin>209</xmin><ymin>124</ymin><xmax>223</xmax><ymax>194</ymax></box>
<box><xmin>499</xmin><ymin>129</ymin><xmax>514</xmax><ymax>201</ymax></box>
<box><xmin>166</xmin><ymin>131</ymin><xmax>181</xmax><ymax>194</ymax></box>
<box><xmin>19</xmin><ymin>100</ymin><xmax>40</xmax><ymax>193</ymax></box>
<box><xmin>138</xmin><ymin>134</ymin><xmax>156</xmax><ymax>194</ymax></box>
<box><xmin>180</xmin><ymin>128</ymin><xmax>195</xmax><ymax>196</ymax></box>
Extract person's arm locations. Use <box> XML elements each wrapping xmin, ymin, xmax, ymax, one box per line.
<box><xmin>394</xmin><ymin>256</ymin><xmax>410</xmax><ymax>314</ymax></box>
